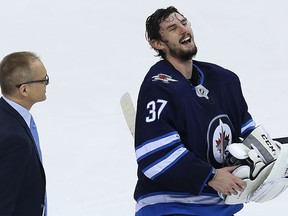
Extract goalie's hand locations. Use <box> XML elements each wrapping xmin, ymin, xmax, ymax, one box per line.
<box><xmin>208</xmin><ymin>166</ymin><xmax>247</xmax><ymax>196</ymax></box>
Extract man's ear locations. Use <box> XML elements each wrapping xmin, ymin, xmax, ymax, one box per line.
<box><xmin>149</xmin><ymin>39</ymin><xmax>165</xmax><ymax>51</ymax></box>
<box><xmin>18</xmin><ymin>85</ymin><xmax>28</xmax><ymax>97</ymax></box>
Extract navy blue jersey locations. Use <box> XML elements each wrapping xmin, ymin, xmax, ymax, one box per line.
<box><xmin>134</xmin><ymin>60</ymin><xmax>256</xmax><ymax>216</ymax></box>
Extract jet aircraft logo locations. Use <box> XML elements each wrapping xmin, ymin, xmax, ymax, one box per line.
<box><xmin>152</xmin><ymin>73</ymin><xmax>178</xmax><ymax>83</ymax></box>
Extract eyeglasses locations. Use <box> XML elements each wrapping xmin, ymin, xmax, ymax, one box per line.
<box><xmin>15</xmin><ymin>75</ymin><xmax>49</xmax><ymax>88</ymax></box>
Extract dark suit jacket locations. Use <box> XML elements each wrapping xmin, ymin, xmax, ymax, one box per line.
<box><xmin>0</xmin><ymin>97</ymin><xmax>46</xmax><ymax>216</ymax></box>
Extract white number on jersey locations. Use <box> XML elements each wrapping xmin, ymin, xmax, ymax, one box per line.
<box><xmin>146</xmin><ymin>99</ymin><xmax>167</xmax><ymax>122</ymax></box>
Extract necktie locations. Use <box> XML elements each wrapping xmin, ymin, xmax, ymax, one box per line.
<box><xmin>30</xmin><ymin>116</ymin><xmax>42</xmax><ymax>161</ymax></box>
<box><xmin>30</xmin><ymin>116</ymin><xmax>47</xmax><ymax>216</ymax></box>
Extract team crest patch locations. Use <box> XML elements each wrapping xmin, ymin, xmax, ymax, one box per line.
<box><xmin>152</xmin><ymin>73</ymin><xmax>178</xmax><ymax>83</ymax></box>
<box><xmin>213</xmin><ymin>119</ymin><xmax>231</xmax><ymax>163</ymax></box>
<box><xmin>207</xmin><ymin>115</ymin><xmax>234</xmax><ymax>166</ymax></box>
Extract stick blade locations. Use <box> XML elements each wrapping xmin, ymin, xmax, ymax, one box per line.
<box><xmin>274</xmin><ymin>137</ymin><xmax>288</xmax><ymax>144</ymax></box>
<box><xmin>120</xmin><ymin>92</ymin><xmax>136</xmax><ymax>137</ymax></box>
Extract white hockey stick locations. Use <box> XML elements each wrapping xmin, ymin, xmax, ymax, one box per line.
<box><xmin>120</xmin><ymin>92</ymin><xmax>136</xmax><ymax>137</ymax></box>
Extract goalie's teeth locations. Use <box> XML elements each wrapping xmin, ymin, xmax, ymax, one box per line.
<box><xmin>180</xmin><ymin>36</ymin><xmax>191</xmax><ymax>43</ymax></box>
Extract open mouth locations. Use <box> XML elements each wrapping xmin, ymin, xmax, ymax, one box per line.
<box><xmin>180</xmin><ymin>36</ymin><xmax>191</xmax><ymax>45</ymax></box>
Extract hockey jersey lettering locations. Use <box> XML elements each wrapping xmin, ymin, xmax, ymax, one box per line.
<box><xmin>145</xmin><ymin>99</ymin><xmax>167</xmax><ymax>122</ymax></box>
<box><xmin>134</xmin><ymin>60</ymin><xmax>256</xmax><ymax>215</ymax></box>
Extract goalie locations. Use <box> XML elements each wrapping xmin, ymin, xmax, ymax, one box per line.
<box><xmin>216</xmin><ymin>126</ymin><xmax>288</xmax><ymax>204</ymax></box>
<box><xmin>133</xmin><ymin>5</ymin><xmax>287</xmax><ymax>216</ymax></box>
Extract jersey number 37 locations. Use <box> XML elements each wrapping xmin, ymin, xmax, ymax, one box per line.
<box><xmin>146</xmin><ymin>99</ymin><xmax>167</xmax><ymax>123</ymax></box>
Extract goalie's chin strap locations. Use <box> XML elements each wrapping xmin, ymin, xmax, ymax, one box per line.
<box><xmin>222</xmin><ymin>126</ymin><xmax>288</xmax><ymax>204</ymax></box>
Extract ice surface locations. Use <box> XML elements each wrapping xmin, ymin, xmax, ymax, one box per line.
<box><xmin>0</xmin><ymin>0</ymin><xmax>287</xmax><ymax>215</ymax></box>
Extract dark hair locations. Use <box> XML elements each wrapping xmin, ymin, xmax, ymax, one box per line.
<box><xmin>145</xmin><ymin>6</ymin><xmax>185</xmax><ymax>58</ymax></box>
<box><xmin>0</xmin><ymin>51</ymin><xmax>40</xmax><ymax>95</ymax></box>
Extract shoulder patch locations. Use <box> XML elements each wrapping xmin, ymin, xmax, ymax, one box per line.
<box><xmin>152</xmin><ymin>73</ymin><xmax>178</xmax><ymax>83</ymax></box>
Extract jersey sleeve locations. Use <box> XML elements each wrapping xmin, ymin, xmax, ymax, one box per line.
<box><xmin>135</xmin><ymin>80</ymin><xmax>212</xmax><ymax>195</ymax></box>
<box><xmin>236</xmin><ymin>75</ymin><xmax>256</xmax><ymax>138</ymax></box>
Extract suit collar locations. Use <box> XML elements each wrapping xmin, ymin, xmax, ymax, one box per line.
<box><xmin>0</xmin><ymin>97</ymin><xmax>30</xmax><ymax>130</ymax></box>
<box><xmin>0</xmin><ymin>97</ymin><xmax>44</xmax><ymax>165</ymax></box>
<box><xmin>2</xmin><ymin>96</ymin><xmax>31</xmax><ymax>127</ymax></box>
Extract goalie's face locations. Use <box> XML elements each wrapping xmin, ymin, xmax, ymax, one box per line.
<box><xmin>151</xmin><ymin>12</ymin><xmax>197</xmax><ymax>61</ymax></box>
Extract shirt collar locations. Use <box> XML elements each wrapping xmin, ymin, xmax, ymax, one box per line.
<box><xmin>2</xmin><ymin>96</ymin><xmax>32</xmax><ymax>128</ymax></box>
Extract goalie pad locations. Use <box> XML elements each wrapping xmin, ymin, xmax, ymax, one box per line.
<box><xmin>224</xmin><ymin>150</ymin><xmax>275</xmax><ymax>204</ymax></box>
<box><xmin>249</xmin><ymin>142</ymin><xmax>288</xmax><ymax>203</ymax></box>
<box><xmin>223</xmin><ymin>126</ymin><xmax>283</xmax><ymax>204</ymax></box>
<box><xmin>241</xmin><ymin>126</ymin><xmax>280</xmax><ymax>163</ymax></box>
<box><xmin>224</xmin><ymin>126</ymin><xmax>280</xmax><ymax>167</ymax></box>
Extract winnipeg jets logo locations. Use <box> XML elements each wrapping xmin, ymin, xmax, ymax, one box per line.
<box><xmin>152</xmin><ymin>73</ymin><xmax>178</xmax><ymax>83</ymax></box>
<box><xmin>216</xmin><ymin>131</ymin><xmax>230</xmax><ymax>154</ymax></box>
<box><xmin>207</xmin><ymin>115</ymin><xmax>234</xmax><ymax>166</ymax></box>
<box><xmin>212</xmin><ymin>119</ymin><xmax>232</xmax><ymax>163</ymax></box>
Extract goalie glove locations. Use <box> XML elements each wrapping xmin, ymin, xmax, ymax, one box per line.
<box><xmin>222</xmin><ymin>126</ymin><xmax>281</xmax><ymax>204</ymax></box>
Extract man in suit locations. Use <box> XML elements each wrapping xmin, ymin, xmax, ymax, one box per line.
<box><xmin>0</xmin><ymin>51</ymin><xmax>49</xmax><ymax>215</ymax></box>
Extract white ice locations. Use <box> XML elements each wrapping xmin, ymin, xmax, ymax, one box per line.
<box><xmin>0</xmin><ymin>0</ymin><xmax>287</xmax><ymax>215</ymax></box>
